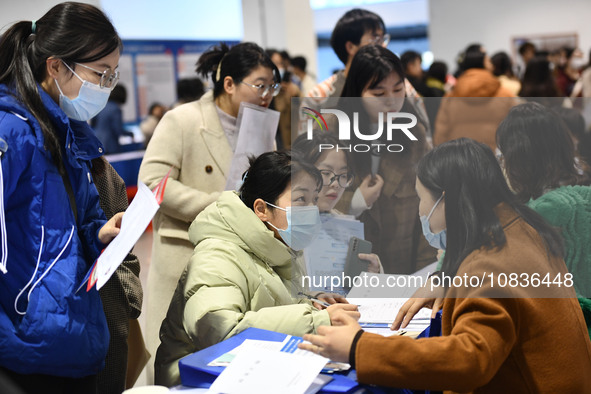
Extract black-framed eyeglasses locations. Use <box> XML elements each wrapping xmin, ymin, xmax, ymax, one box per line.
<box><xmin>320</xmin><ymin>170</ymin><xmax>354</xmax><ymax>188</ymax></box>
<box><xmin>241</xmin><ymin>81</ymin><xmax>281</xmax><ymax>98</ymax></box>
<box><xmin>75</xmin><ymin>62</ymin><xmax>120</xmax><ymax>89</ymax></box>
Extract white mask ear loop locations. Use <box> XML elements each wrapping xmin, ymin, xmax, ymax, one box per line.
<box><xmin>264</xmin><ymin>201</ymin><xmax>287</xmax><ymax>231</ymax></box>
<box><xmin>426</xmin><ymin>194</ymin><xmax>444</xmax><ymax>221</ymax></box>
<box><xmin>61</xmin><ymin>61</ymin><xmax>84</xmax><ymax>82</ymax></box>
<box><xmin>54</xmin><ymin>61</ymin><xmax>83</xmax><ymax>96</ymax></box>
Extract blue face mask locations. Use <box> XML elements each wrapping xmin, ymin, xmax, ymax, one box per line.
<box><xmin>420</xmin><ymin>194</ymin><xmax>446</xmax><ymax>250</ymax></box>
<box><xmin>55</xmin><ymin>61</ymin><xmax>111</xmax><ymax>121</ymax></box>
<box><xmin>265</xmin><ymin>202</ymin><xmax>321</xmax><ymax>251</ymax></box>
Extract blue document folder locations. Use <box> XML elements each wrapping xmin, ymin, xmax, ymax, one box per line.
<box><xmin>178</xmin><ymin>327</ymin><xmax>359</xmax><ymax>393</ymax></box>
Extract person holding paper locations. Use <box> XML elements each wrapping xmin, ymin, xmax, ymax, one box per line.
<box><xmin>300</xmin><ymin>139</ymin><xmax>591</xmax><ymax>392</ymax></box>
<box><xmin>138</xmin><ymin>42</ymin><xmax>281</xmax><ymax>381</ymax></box>
<box><xmin>336</xmin><ymin>45</ymin><xmax>436</xmax><ymax>275</ymax></box>
<box><xmin>292</xmin><ymin>132</ymin><xmax>383</xmax><ymax>291</ymax></box>
<box><xmin>0</xmin><ymin>3</ymin><xmax>124</xmax><ymax>392</ymax></box>
<box><xmin>154</xmin><ymin>151</ymin><xmax>360</xmax><ymax>386</ymax></box>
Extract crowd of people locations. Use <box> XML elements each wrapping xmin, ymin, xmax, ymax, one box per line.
<box><xmin>0</xmin><ymin>2</ymin><xmax>590</xmax><ymax>394</ymax></box>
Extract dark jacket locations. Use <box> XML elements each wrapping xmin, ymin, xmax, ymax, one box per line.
<box><xmin>92</xmin><ymin>100</ymin><xmax>132</xmax><ymax>154</ymax></box>
<box><xmin>94</xmin><ymin>157</ymin><xmax>143</xmax><ymax>394</ymax></box>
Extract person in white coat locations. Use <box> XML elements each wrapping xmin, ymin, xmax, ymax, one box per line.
<box><xmin>138</xmin><ymin>42</ymin><xmax>281</xmax><ymax>382</ymax></box>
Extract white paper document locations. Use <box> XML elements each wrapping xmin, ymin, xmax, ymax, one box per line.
<box><xmin>348</xmin><ymin>297</ymin><xmax>431</xmax><ymax>324</ymax></box>
<box><xmin>346</xmin><ymin>271</ymin><xmax>429</xmax><ymax>299</ymax></box>
<box><xmin>304</xmin><ymin>214</ymin><xmax>364</xmax><ymax>294</ymax></box>
<box><xmin>224</xmin><ymin>102</ymin><xmax>279</xmax><ymax>191</ymax></box>
<box><xmin>208</xmin><ymin>339</ymin><xmax>287</xmax><ymax>366</ymax></box>
<box><xmin>95</xmin><ymin>182</ymin><xmax>160</xmax><ymax>290</ymax></box>
<box><xmin>208</xmin><ymin>340</ymin><xmax>328</xmax><ymax>394</ymax></box>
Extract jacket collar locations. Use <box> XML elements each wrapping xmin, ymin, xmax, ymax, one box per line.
<box><xmin>37</xmin><ymin>87</ymin><xmax>104</xmax><ymax>160</ymax></box>
<box><xmin>190</xmin><ymin>191</ymin><xmax>294</xmax><ymax>271</ymax></box>
<box><xmin>0</xmin><ymin>84</ymin><xmax>104</xmax><ymax>160</ymax></box>
<box><xmin>494</xmin><ymin>202</ymin><xmax>520</xmax><ymax>229</ymax></box>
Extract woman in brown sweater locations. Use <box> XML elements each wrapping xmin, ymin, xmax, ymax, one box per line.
<box><xmin>300</xmin><ymin>138</ymin><xmax>591</xmax><ymax>393</ymax></box>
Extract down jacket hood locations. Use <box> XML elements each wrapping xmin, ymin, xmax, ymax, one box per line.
<box><xmin>189</xmin><ymin>191</ymin><xmax>296</xmax><ymax>277</ymax></box>
<box><xmin>450</xmin><ymin>68</ymin><xmax>506</xmax><ymax>97</ymax></box>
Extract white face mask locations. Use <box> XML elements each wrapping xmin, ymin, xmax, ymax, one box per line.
<box><xmin>265</xmin><ymin>202</ymin><xmax>321</xmax><ymax>251</ymax></box>
<box><xmin>419</xmin><ymin>194</ymin><xmax>446</xmax><ymax>250</ymax></box>
<box><xmin>55</xmin><ymin>61</ymin><xmax>111</xmax><ymax>121</ymax></box>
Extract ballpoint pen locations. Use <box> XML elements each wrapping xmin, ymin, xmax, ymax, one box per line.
<box><xmin>298</xmin><ymin>292</ymin><xmax>331</xmax><ymax>308</ymax></box>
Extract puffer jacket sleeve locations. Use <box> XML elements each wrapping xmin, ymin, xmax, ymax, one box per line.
<box><xmin>0</xmin><ymin>113</ymin><xmax>34</xmax><ymax>201</ymax></box>
<box><xmin>76</xmin><ymin>169</ymin><xmax>108</xmax><ymax>262</ymax></box>
<box><xmin>182</xmin><ymin>240</ymin><xmax>330</xmax><ymax>351</ymax></box>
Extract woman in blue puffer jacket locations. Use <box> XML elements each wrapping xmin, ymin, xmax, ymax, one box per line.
<box><xmin>0</xmin><ymin>3</ymin><xmax>124</xmax><ymax>393</ymax></box>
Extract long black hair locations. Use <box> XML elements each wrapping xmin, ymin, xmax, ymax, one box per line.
<box><xmin>341</xmin><ymin>45</ymin><xmax>405</xmax><ymax>99</ymax></box>
<box><xmin>496</xmin><ymin>102</ymin><xmax>590</xmax><ymax>202</ymax></box>
<box><xmin>418</xmin><ymin>138</ymin><xmax>563</xmax><ymax>277</ymax></box>
<box><xmin>0</xmin><ymin>2</ymin><xmax>121</xmax><ymax>171</ymax></box>
<box><xmin>340</xmin><ymin>45</ymin><xmax>428</xmax><ymax>177</ymax></box>
<box><xmin>239</xmin><ymin>150</ymin><xmax>322</xmax><ymax>211</ymax></box>
<box><xmin>519</xmin><ymin>57</ymin><xmax>559</xmax><ymax>98</ymax></box>
<box><xmin>196</xmin><ymin>42</ymin><xmax>279</xmax><ymax>99</ymax></box>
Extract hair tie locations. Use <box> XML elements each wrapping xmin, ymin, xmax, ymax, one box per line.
<box><xmin>215</xmin><ymin>58</ymin><xmax>223</xmax><ymax>82</ymax></box>
<box><xmin>31</xmin><ymin>20</ymin><xmax>36</xmax><ymax>34</ymax></box>
<box><xmin>237</xmin><ymin>171</ymin><xmax>248</xmax><ymax>196</ymax></box>
<box><xmin>215</xmin><ymin>52</ymin><xmax>230</xmax><ymax>82</ymax></box>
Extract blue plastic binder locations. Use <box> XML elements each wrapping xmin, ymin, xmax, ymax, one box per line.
<box><xmin>178</xmin><ymin>327</ymin><xmax>359</xmax><ymax>393</ymax></box>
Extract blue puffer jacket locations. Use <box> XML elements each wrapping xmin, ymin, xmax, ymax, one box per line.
<box><xmin>0</xmin><ymin>84</ymin><xmax>110</xmax><ymax>377</ymax></box>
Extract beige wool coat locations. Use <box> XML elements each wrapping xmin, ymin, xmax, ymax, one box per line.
<box><xmin>138</xmin><ymin>90</ymin><xmax>233</xmax><ymax>380</ymax></box>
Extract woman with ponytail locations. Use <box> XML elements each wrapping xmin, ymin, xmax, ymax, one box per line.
<box><xmin>138</xmin><ymin>41</ymin><xmax>280</xmax><ymax>381</ymax></box>
<box><xmin>0</xmin><ymin>2</ymin><xmax>124</xmax><ymax>393</ymax></box>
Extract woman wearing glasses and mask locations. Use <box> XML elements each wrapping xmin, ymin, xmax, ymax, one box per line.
<box><xmin>292</xmin><ymin>132</ymin><xmax>383</xmax><ymax>284</ymax></box>
<box><xmin>138</xmin><ymin>42</ymin><xmax>281</xmax><ymax>380</ymax></box>
<box><xmin>0</xmin><ymin>3</ymin><xmax>124</xmax><ymax>393</ymax></box>
<box><xmin>154</xmin><ymin>151</ymin><xmax>359</xmax><ymax>386</ymax></box>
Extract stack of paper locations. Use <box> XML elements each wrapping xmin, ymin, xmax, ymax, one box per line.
<box><xmin>347</xmin><ymin>297</ymin><xmax>432</xmax><ymax>338</ymax></box>
<box><xmin>206</xmin><ymin>336</ymin><xmax>334</xmax><ymax>394</ymax></box>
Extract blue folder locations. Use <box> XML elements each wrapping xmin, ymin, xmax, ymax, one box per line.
<box><xmin>178</xmin><ymin>327</ymin><xmax>360</xmax><ymax>393</ymax></box>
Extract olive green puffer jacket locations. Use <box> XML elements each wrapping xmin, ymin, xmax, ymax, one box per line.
<box><xmin>155</xmin><ymin>191</ymin><xmax>330</xmax><ymax>386</ymax></box>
